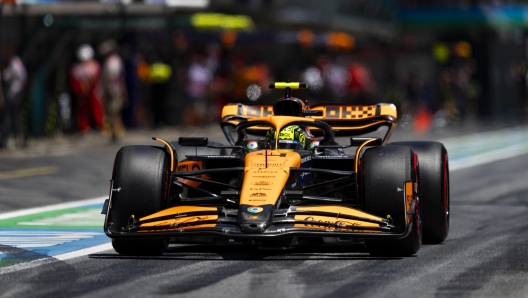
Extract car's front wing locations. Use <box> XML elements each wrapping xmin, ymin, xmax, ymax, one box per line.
<box><xmin>104</xmin><ymin>205</ymin><xmax>412</xmax><ymax>240</ymax></box>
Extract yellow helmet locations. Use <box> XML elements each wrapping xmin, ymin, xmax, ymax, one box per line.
<box><xmin>266</xmin><ymin>125</ymin><xmax>307</xmax><ymax>150</ymax></box>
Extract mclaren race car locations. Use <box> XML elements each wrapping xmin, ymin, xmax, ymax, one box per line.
<box><xmin>102</xmin><ymin>82</ymin><xmax>450</xmax><ymax>257</ymax></box>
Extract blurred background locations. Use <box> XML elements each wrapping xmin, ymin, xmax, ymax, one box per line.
<box><xmin>1</xmin><ymin>0</ymin><xmax>528</xmax><ymax>149</ymax></box>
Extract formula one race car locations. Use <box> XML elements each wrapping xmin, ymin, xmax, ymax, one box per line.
<box><xmin>102</xmin><ymin>82</ymin><xmax>450</xmax><ymax>257</ymax></box>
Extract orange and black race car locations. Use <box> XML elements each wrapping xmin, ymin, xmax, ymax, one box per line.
<box><xmin>102</xmin><ymin>82</ymin><xmax>450</xmax><ymax>257</ymax></box>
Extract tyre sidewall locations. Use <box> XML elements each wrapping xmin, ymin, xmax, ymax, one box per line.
<box><xmin>390</xmin><ymin>141</ymin><xmax>449</xmax><ymax>244</ymax></box>
<box><xmin>109</xmin><ymin>145</ymin><xmax>170</xmax><ymax>256</ymax></box>
<box><xmin>362</xmin><ymin>145</ymin><xmax>421</xmax><ymax>256</ymax></box>
<box><xmin>110</xmin><ymin>145</ymin><xmax>169</xmax><ymax>230</ymax></box>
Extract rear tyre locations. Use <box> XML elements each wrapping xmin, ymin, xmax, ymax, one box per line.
<box><xmin>362</xmin><ymin>145</ymin><xmax>421</xmax><ymax>257</ymax></box>
<box><xmin>390</xmin><ymin>141</ymin><xmax>449</xmax><ymax>244</ymax></box>
<box><xmin>109</xmin><ymin>145</ymin><xmax>170</xmax><ymax>256</ymax></box>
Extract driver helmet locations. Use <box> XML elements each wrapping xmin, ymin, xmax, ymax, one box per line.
<box><xmin>266</xmin><ymin>125</ymin><xmax>307</xmax><ymax>150</ymax></box>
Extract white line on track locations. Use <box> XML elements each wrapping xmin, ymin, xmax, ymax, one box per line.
<box><xmin>448</xmin><ymin>145</ymin><xmax>528</xmax><ymax>171</ymax></box>
<box><xmin>439</xmin><ymin>125</ymin><xmax>528</xmax><ymax>171</ymax></box>
<box><xmin>16</xmin><ymin>209</ymin><xmax>103</xmax><ymax>226</ymax></box>
<box><xmin>0</xmin><ymin>196</ymin><xmax>107</xmax><ymax>220</ymax></box>
<box><xmin>0</xmin><ymin>231</ymin><xmax>102</xmax><ymax>248</ymax></box>
<box><xmin>0</xmin><ymin>196</ymin><xmax>111</xmax><ymax>274</ymax></box>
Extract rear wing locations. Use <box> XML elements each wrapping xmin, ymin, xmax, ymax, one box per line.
<box><xmin>310</xmin><ymin>104</ymin><xmax>397</xmax><ymax>120</ymax></box>
<box><xmin>221</xmin><ymin>103</ymin><xmax>397</xmax><ymax>141</ymax></box>
<box><xmin>221</xmin><ymin>103</ymin><xmax>396</xmax><ymax>120</ymax></box>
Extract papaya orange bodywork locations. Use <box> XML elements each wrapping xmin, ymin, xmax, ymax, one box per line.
<box><xmin>293</xmin><ymin>206</ymin><xmax>385</xmax><ymax>232</ymax></box>
<box><xmin>176</xmin><ymin>160</ymin><xmax>207</xmax><ymax>188</ymax></box>
<box><xmin>405</xmin><ymin>181</ymin><xmax>414</xmax><ymax>225</ymax></box>
<box><xmin>240</xmin><ymin>150</ymin><xmax>300</xmax><ymax>206</ymax></box>
<box><xmin>139</xmin><ymin>206</ymin><xmax>219</xmax><ymax>232</ymax></box>
<box><xmin>140</xmin><ymin>206</ymin><xmax>217</xmax><ymax>221</ymax></box>
<box><xmin>293</xmin><ymin>215</ymin><xmax>381</xmax><ymax>232</ymax></box>
<box><xmin>295</xmin><ymin>206</ymin><xmax>383</xmax><ymax>222</ymax></box>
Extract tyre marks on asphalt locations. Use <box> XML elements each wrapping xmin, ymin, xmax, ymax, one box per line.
<box><xmin>432</xmin><ymin>218</ymin><xmax>528</xmax><ymax>298</ymax></box>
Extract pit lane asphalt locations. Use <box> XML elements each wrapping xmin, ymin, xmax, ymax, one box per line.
<box><xmin>1</xmin><ymin>124</ymin><xmax>528</xmax><ymax>298</ymax></box>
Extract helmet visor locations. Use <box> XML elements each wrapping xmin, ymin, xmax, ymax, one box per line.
<box><xmin>269</xmin><ymin>139</ymin><xmax>303</xmax><ymax>150</ymax></box>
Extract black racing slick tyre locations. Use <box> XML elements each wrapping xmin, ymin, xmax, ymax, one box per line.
<box><xmin>390</xmin><ymin>141</ymin><xmax>450</xmax><ymax>244</ymax></box>
<box><xmin>109</xmin><ymin>145</ymin><xmax>170</xmax><ymax>256</ymax></box>
<box><xmin>361</xmin><ymin>145</ymin><xmax>422</xmax><ymax>257</ymax></box>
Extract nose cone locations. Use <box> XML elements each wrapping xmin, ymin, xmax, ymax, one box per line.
<box><xmin>237</xmin><ymin>204</ymin><xmax>274</xmax><ymax>233</ymax></box>
<box><xmin>237</xmin><ymin>150</ymin><xmax>301</xmax><ymax>233</ymax></box>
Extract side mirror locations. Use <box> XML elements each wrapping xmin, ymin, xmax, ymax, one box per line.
<box><xmin>220</xmin><ymin>122</ymin><xmax>238</xmax><ymax>146</ymax></box>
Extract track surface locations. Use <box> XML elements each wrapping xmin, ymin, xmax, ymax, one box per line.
<box><xmin>1</xmin><ymin>126</ymin><xmax>528</xmax><ymax>298</ymax></box>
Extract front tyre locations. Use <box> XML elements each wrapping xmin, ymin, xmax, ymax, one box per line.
<box><xmin>361</xmin><ymin>145</ymin><xmax>422</xmax><ymax>257</ymax></box>
<box><xmin>390</xmin><ymin>141</ymin><xmax>449</xmax><ymax>244</ymax></box>
<box><xmin>109</xmin><ymin>145</ymin><xmax>170</xmax><ymax>256</ymax></box>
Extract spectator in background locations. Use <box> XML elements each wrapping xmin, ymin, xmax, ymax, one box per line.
<box><xmin>69</xmin><ymin>44</ymin><xmax>103</xmax><ymax>134</ymax></box>
<box><xmin>1</xmin><ymin>46</ymin><xmax>27</xmax><ymax>148</ymax></box>
<box><xmin>148</xmin><ymin>57</ymin><xmax>172</xmax><ymax>127</ymax></box>
<box><xmin>187</xmin><ymin>52</ymin><xmax>213</xmax><ymax>101</ymax></box>
<box><xmin>135</xmin><ymin>53</ymin><xmax>153</xmax><ymax>128</ymax></box>
<box><xmin>323</xmin><ymin>57</ymin><xmax>349</xmax><ymax>102</ymax></box>
<box><xmin>348</xmin><ymin>61</ymin><xmax>374</xmax><ymax>104</ymax></box>
<box><xmin>433</xmin><ymin>68</ymin><xmax>459</xmax><ymax>128</ymax></box>
<box><xmin>184</xmin><ymin>52</ymin><xmax>214</xmax><ymax>125</ymax></box>
<box><xmin>229</xmin><ymin>53</ymin><xmax>249</xmax><ymax>103</ymax></box>
<box><xmin>99</xmin><ymin>40</ymin><xmax>127</xmax><ymax>141</ymax></box>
